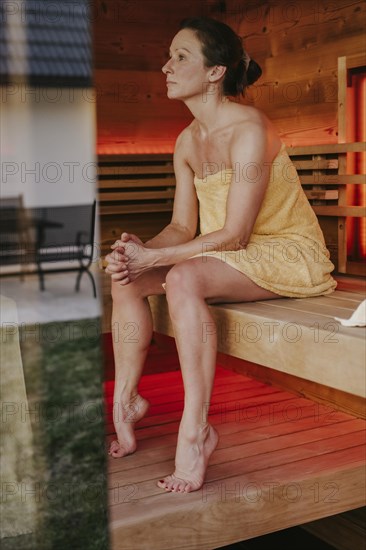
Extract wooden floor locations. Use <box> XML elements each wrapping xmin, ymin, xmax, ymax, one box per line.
<box><xmin>105</xmin><ymin>366</ymin><xmax>366</xmax><ymax>550</ymax></box>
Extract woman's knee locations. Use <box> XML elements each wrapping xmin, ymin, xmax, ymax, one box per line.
<box><xmin>111</xmin><ymin>266</ymin><xmax>169</xmax><ymax>303</ymax></box>
<box><xmin>111</xmin><ymin>278</ymin><xmax>143</xmax><ymax>303</ymax></box>
<box><xmin>165</xmin><ymin>261</ymin><xmax>202</xmax><ymax>303</ymax></box>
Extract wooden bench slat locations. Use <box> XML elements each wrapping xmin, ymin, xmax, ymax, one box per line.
<box><xmin>98</xmin><ymin>190</ymin><xmax>175</xmax><ymax>202</ymax></box>
<box><xmin>98</xmin><ymin>154</ymin><xmax>173</xmax><ymax>162</ymax></box>
<box><xmin>99</xmin><ymin>176</ymin><xmax>176</xmax><ymax>188</ymax></box>
<box><xmin>100</xmin><ymin>203</ymin><xmax>174</xmax><ymax>215</ymax></box>
<box><xmin>106</xmin><ymin>400</ymin><xmax>338</xmax><ymax>449</ymax></box>
<box><xmin>108</xmin><ymin>418</ymin><xmax>363</xmax><ymax>480</ymax></box>
<box><xmin>107</xmin><ymin>394</ymin><xmax>349</xmax><ymax>446</ymax></box>
<box><xmin>105</xmin><ymin>390</ymin><xmax>297</xmax><ymax>436</ymax></box>
<box><xmin>98</xmin><ymin>165</ymin><xmax>173</xmax><ymax>176</ymax></box>
<box><xmin>304</xmin><ymin>189</ymin><xmax>338</xmax><ymax>200</ymax></box>
<box><xmin>105</xmin><ymin>384</ymin><xmax>293</xmax><ymax>428</ymax></box>
<box><xmin>300</xmin><ymin>175</ymin><xmax>366</xmax><ymax>185</ymax></box>
<box><xmin>292</xmin><ymin>159</ymin><xmax>339</xmax><ymax>169</ymax></box>
<box><xmin>109</xmin><ymin>447</ymin><xmax>366</xmax><ymax>518</ymax></box>
<box><xmin>98</xmin><ymin>178</ymin><xmax>175</xmax><ymax>189</ymax></box>
<box><xmin>249</xmin><ymin>294</ymin><xmax>364</xmax><ymax>315</ymax></box>
<box><xmin>287</xmin><ymin>142</ymin><xmax>366</xmax><ymax>155</ymax></box>
<box><xmin>214</xmin><ymin>298</ymin><xmax>365</xmax><ymax>338</ymax></box>
<box><xmin>312</xmin><ymin>205</ymin><xmax>366</xmax><ymax>216</ymax></box>
<box><xmin>104</xmin><ymin>375</ymin><xmax>267</xmax><ymax>410</ymax></box>
<box><xmin>109</xmin><ymin>430</ymin><xmax>365</xmax><ymax>492</ymax></box>
<box><xmin>105</xmin><ymin>384</ymin><xmax>286</xmax><ymax>436</ymax></box>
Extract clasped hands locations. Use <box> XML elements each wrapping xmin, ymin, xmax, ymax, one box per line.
<box><xmin>105</xmin><ymin>232</ymin><xmax>156</xmax><ymax>284</ymax></box>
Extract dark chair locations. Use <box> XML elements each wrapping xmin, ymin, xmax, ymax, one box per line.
<box><xmin>0</xmin><ymin>195</ymin><xmax>34</xmax><ymax>279</ymax></box>
<box><xmin>30</xmin><ymin>201</ymin><xmax>97</xmax><ymax>297</ymax></box>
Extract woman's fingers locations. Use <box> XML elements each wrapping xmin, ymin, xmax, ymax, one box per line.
<box><xmin>105</xmin><ymin>261</ymin><xmax>128</xmax><ymax>274</ymax></box>
<box><xmin>111</xmin><ymin>241</ymin><xmax>126</xmax><ymax>251</ymax></box>
<box><xmin>111</xmin><ymin>232</ymin><xmax>143</xmax><ymax>250</ymax></box>
<box><xmin>105</xmin><ymin>251</ymin><xmax>128</xmax><ymax>264</ymax></box>
<box><xmin>110</xmin><ymin>254</ymin><xmax>128</xmax><ymax>264</ymax></box>
<box><xmin>108</xmin><ymin>247</ymin><xmax>126</xmax><ymax>259</ymax></box>
<box><xmin>111</xmin><ymin>270</ymin><xmax>129</xmax><ymax>282</ymax></box>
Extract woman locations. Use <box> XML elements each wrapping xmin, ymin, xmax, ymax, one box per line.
<box><xmin>105</xmin><ymin>17</ymin><xmax>336</xmax><ymax>493</ymax></box>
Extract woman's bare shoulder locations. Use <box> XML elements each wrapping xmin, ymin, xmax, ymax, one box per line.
<box><xmin>174</xmin><ymin>121</ymin><xmax>197</xmax><ymax>147</ymax></box>
<box><xmin>229</xmin><ymin>105</ymin><xmax>282</xmax><ymax>154</ymax></box>
<box><xmin>173</xmin><ymin>122</ymin><xmax>199</xmax><ymax>167</ymax></box>
<box><xmin>227</xmin><ymin>103</ymin><xmax>271</xmax><ymax>128</ymax></box>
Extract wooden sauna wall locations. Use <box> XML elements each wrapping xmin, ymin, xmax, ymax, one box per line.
<box><xmin>225</xmin><ymin>0</ymin><xmax>365</xmax><ymax>145</ymax></box>
<box><xmin>94</xmin><ymin>0</ymin><xmax>366</xmax><ymax>151</ymax></box>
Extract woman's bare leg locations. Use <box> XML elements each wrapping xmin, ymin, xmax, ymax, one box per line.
<box><xmin>109</xmin><ymin>266</ymin><xmax>171</xmax><ymax>458</ymax></box>
<box><xmin>158</xmin><ymin>257</ymin><xmax>280</xmax><ymax>492</ymax></box>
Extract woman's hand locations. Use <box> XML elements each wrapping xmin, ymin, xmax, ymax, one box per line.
<box><xmin>105</xmin><ymin>232</ymin><xmax>157</xmax><ymax>284</ymax></box>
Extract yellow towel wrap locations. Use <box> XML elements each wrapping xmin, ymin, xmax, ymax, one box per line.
<box><xmin>189</xmin><ymin>143</ymin><xmax>337</xmax><ymax>298</ymax></box>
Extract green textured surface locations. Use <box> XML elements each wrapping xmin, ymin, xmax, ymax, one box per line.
<box><xmin>1</xmin><ymin>318</ymin><xmax>109</xmax><ymax>550</ymax></box>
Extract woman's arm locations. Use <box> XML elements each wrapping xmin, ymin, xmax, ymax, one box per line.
<box><xmin>144</xmin><ymin>133</ymin><xmax>199</xmax><ymax>248</ymax></box>
<box><xmin>105</xmin><ymin>129</ymin><xmax>198</xmax><ymax>278</ymax></box>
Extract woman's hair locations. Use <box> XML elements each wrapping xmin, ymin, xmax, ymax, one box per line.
<box><xmin>179</xmin><ymin>17</ymin><xmax>262</xmax><ymax>97</ymax></box>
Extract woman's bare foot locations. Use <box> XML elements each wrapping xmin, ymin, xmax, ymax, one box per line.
<box><xmin>109</xmin><ymin>393</ymin><xmax>150</xmax><ymax>458</ymax></box>
<box><xmin>157</xmin><ymin>422</ymin><xmax>218</xmax><ymax>493</ymax></box>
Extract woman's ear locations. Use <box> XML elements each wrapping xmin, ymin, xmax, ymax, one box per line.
<box><xmin>208</xmin><ymin>65</ymin><xmax>227</xmax><ymax>82</ymax></box>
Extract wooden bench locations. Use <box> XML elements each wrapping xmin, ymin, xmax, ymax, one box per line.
<box><xmin>102</xmin><ymin>144</ymin><xmax>366</xmax><ymax>549</ymax></box>
<box><xmin>105</xmin><ymin>280</ymin><xmax>365</xmax><ymax>550</ymax></box>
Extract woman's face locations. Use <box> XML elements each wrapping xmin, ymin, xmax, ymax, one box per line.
<box><xmin>162</xmin><ymin>29</ymin><xmax>213</xmax><ymax>101</ymax></box>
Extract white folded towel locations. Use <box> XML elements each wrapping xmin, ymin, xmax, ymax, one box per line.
<box><xmin>334</xmin><ymin>299</ymin><xmax>366</xmax><ymax>327</ymax></box>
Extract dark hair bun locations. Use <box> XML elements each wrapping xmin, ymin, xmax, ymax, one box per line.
<box><xmin>179</xmin><ymin>17</ymin><xmax>262</xmax><ymax>96</ymax></box>
<box><xmin>246</xmin><ymin>59</ymin><xmax>262</xmax><ymax>86</ymax></box>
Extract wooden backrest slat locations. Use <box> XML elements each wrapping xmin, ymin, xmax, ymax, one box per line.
<box><xmin>299</xmin><ymin>175</ymin><xmax>366</xmax><ymax>185</ymax></box>
<box><xmin>100</xmin><ymin>203</ymin><xmax>174</xmax><ymax>215</ymax></box>
<box><xmin>98</xmin><ymin>165</ymin><xmax>174</xmax><ymax>176</ymax></box>
<box><xmin>312</xmin><ymin>205</ymin><xmax>366</xmax><ymax>217</ymax></box>
<box><xmin>98</xmin><ymin>177</ymin><xmax>176</xmax><ymax>189</ymax></box>
<box><xmin>292</xmin><ymin>159</ymin><xmax>339</xmax><ymax>170</ymax></box>
<box><xmin>287</xmin><ymin>142</ymin><xmax>366</xmax><ymax>155</ymax></box>
<box><xmin>98</xmin><ymin>190</ymin><xmax>175</xmax><ymax>202</ymax></box>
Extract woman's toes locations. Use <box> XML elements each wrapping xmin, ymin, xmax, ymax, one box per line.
<box><xmin>165</xmin><ymin>479</ymin><xmax>175</xmax><ymax>491</ymax></box>
<box><xmin>157</xmin><ymin>479</ymin><xmax>166</xmax><ymax>489</ymax></box>
<box><xmin>157</xmin><ymin>476</ymin><xmax>171</xmax><ymax>490</ymax></box>
<box><xmin>108</xmin><ymin>440</ymin><xmax>119</xmax><ymax>455</ymax></box>
<box><xmin>109</xmin><ymin>440</ymin><xmax>136</xmax><ymax>458</ymax></box>
<box><xmin>174</xmin><ymin>479</ymin><xmax>186</xmax><ymax>493</ymax></box>
<box><xmin>183</xmin><ymin>482</ymin><xmax>192</xmax><ymax>493</ymax></box>
<box><xmin>157</xmin><ymin>474</ymin><xmax>189</xmax><ymax>493</ymax></box>
<box><xmin>170</xmin><ymin>481</ymin><xmax>180</xmax><ymax>492</ymax></box>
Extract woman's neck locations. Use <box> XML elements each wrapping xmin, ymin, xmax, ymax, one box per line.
<box><xmin>184</xmin><ymin>94</ymin><xmax>232</xmax><ymax>137</ymax></box>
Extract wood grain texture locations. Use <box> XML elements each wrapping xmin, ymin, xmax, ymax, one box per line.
<box><xmin>302</xmin><ymin>507</ymin><xmax>366</xmax><ymax>550</ymax></box>
<box><xmin>216</xmin><ymin>353</ymin><xmax>366</xmax><ymax>419</ymax></box>
<box><xmin>94</xmin><ymin>0</ymin><xmax>366</xmax><ymax>150</ymax></box>
<box><xmin>106</xmin><ymin>366</ymin><xmax>366</xmax><ymax>550</ymax></box>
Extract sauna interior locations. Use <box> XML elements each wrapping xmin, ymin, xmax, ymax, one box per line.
<box><xmin>95</xmin><ymin>1</ymin><xmax>365</xmax><ymax>550</ymax></box>
<box><xmin>0</xmin><ymin>0</ymin><xmax>364</xmax><ymax>549</ymax></box>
